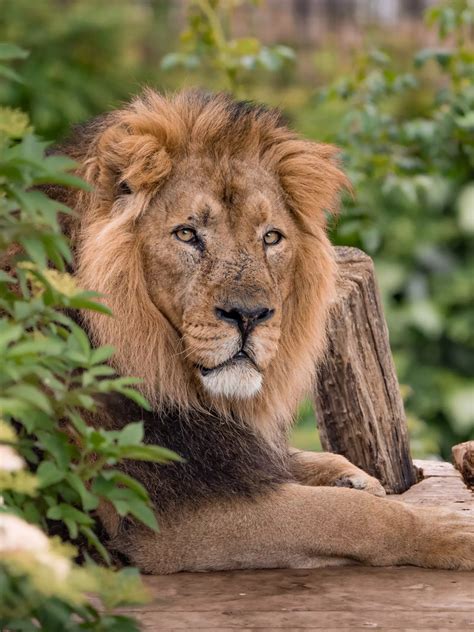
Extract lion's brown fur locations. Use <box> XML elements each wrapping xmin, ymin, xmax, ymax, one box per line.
<box><xmin>58</xmin><ymin>89</ymin><xmax>348</xmax><ymax>442</ymax></box>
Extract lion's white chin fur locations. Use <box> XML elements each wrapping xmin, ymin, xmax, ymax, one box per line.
<box><xmin>199</xmin><ymin>363</ymin><xmax>263</xmax><ymax>399</ymax></box>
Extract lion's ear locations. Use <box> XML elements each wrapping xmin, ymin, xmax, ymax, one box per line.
<box><xmin>265</xmin><ymin>140</ymin><xmax>351</xmax><ymax>229</ymax></box>
<box><xmin>94</xmin><ymin>125</ymin><xmax>172</xmax><ymax>199</ymax></box>
<box><xmin>42</xmin><ymin>113</ymin><xmax>174</xmax><ymax>241</ymax></box>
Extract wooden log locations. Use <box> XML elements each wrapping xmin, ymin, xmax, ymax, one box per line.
<box><xmin>313</xmin><ymin>246</ymin><xmax>418</xmax><ymax>494</ymax></box>
<box><xmin>452</xmin><ymin>441</ymin><xmax>474</xmax><ymax>489</ymax></box>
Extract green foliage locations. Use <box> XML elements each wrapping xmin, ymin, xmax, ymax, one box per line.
<box><xmin>0</xmin><ymin>0</ymin><xmax>171</xmax><ymax>139</ymax></box>
<box><xmin>0</xmin><ymin>46</ymin><xmax>177</xmax><ymax>629</ymax></box>
<box><xmin>320</xmin><ymin>0</ymin><xmax>474</xmax><ymax>456</ymax></box>
<box><xmin>161</xmin><ymin>0</ymin><xmax>294</xmax><ymax>93</ymax></box>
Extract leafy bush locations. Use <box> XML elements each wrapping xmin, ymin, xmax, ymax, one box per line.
<box><xmin>321</xmin><ymin>1</ymin><xmax>474</xmax><ymax>456</ymax></box>
<box><xmin>0</xmin><ymin>0</ymin><xmax>175</xmax><ymax>140</ymax></box>
<box><xmin>0</xmin><ymin>44</ymin><xmax>178</xmax><ymax>629</ymax></box>
<box><xmin>161</xmin><ymin>0</ymin><xmax>294</xmax><ymax>93</ymax></box>
<box><xmin>0</xmin><ymin>509</ymin><xmax>146</xmax><ymax>631</ymax></box>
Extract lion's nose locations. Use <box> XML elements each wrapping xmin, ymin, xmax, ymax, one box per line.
<box><xmin>215</xmin><ymin>305</ymin><xmax>274</xmax><ymax>338</ymax></box>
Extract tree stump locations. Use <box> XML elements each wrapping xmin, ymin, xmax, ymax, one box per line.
<box><xmin>313</xmin><ymin>247</ymin><xmax>418</xmax><ymax>494</ymax></box>
<box><xmin>452</xmin><ymin>441</ymin><xmax>474</xmax><ymax>489</ymax></box>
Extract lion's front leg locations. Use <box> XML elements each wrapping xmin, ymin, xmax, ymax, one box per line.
<box><xmin>289</xmin><ymin>448</ymin><xmax>386</xmax><ymax>497</ymax></box>
<box><xmin>110</xmin><ymin>484</ymin><xmax>474</xmax><ymax>573</ymax></box>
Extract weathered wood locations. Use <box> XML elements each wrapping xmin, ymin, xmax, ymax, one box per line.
<box><xmin>397</xmin><ymin>460</ymin><xmax>474</xmax><ymax>517</ymax></box>
<box><xmin>313</xmin><ymin>247</ymin><xmax>417</xmax><ymax>494</ymax></box>
<box><xmin>129</xmin><ymin>594</ymin><xmax>474</xmax><ymax>631</ymax></box>
<box><xmin>452</xmin><ymin>441</ymin><xmax>474</xmax><ymax>489</ymax></box>
<box><xmin>414</xmin><ymin>459</ymin><xmax>460</xmax><ymax>478</ymax></box>
<box><xmin>131</xmin><ymin>565</ymin><xmax>474</xmax><ymax>630</ymax></box>
<box><xmin>117</xmin><ymin>462</ymin><xmax>474</xmax><ymax>631</ymax></box>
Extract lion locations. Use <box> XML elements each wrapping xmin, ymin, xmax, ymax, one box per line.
<box><xmin>50</xmin><ymin>89</ymin><xmax>473</xmax><ymax>573</ymax></box>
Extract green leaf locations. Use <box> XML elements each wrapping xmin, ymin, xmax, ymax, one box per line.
<box><xmin>80</xmin><ymin>526</ymin><xmax>111</xmax><ymax>565</ymax></box>
<box><xmin>69</xmin><ymin>321</ymin><xmax>92</xmax><ymax>356</ymax></box>
<box><xmin>119</xmin><ymin>444</ymin><xmax>182</xmax><ymax>463</ymax></box>
<box><xmin>90</xmin><ymin>345</ymin><xmax>115</xmax><ymax>365</ymax></box>
<box><xmin>46</xmin><ymin>503</ymin><xmax>94</xmax><ymax>526</ymax></box>
<box><xmin>118</xmin><ymin>388</ymin><xmax>151</xmax><ymax>411</ymax></box>
<box><xmin>369</xmin><ymin>49</ymin><xmax>390</xmax><ymax>66</ymax></box>
<box><xmin>68</xmin><ymin>296</ymin><xmax>112</xmax><ymax>315</ymax></box>
<box><xmin>257</xmin><ymin>48</ymin><xmax>282</xmax><ymax>72</ymax></box>
<box><xmin>87</xmin><ymin>365</ymin><xmax>116</xmax><ymax>378</ymax></box>
<box><xmin>7</xmin><ymin>337</ymin><xmax>64</xmax><ymax>357</ymax></box>
<box><xmin>0</xmin><ymin>322</ymin><xmax>23</xmax><ymax>349</ymax></box>
<box><xmin>117</xmin><ymin>422</ymin><xmax>144</xmax><ymax>446</ymax></box>
<box><xmin>0</xmin><ymin>271</ymin><xmax>15</xmax><ymax>284</ymax></box>
<box><xmin>67</xmin><ymin>411</ymin><xmax>89</xmax><ymax>435</ymax></box>
<box><xmin>0</xmin><ymin>65</ymin><xmax>23</xmax><ymax>83</ymax></box>
<box><xmin>414</xmin><ymin>47</ymin><xmax>453</xmax><ymax>68</ymax></box>
<box><xmin>37</xmin><ymin>431</ymin><xmax>74</xmax><ymax>469</ymax></box>
<box><xmin>0</xmin><ymin>43</ymin><xmax>29</xmax><ymax>61</ymax></box>
<box><xmin>66</xmin><ymin>472</ymin><xmax>99</xmax><ymax>511</ymax></box>
<box><xmin>88</xmin><ymin>430</ymin><xmax>107</xmax><ymax>450</ymax></box>
<box><xmin>161</xmin><ymin>52</ymin><xmax>186</xmax><ymax>70</ymax></box>
<box><xmin>64</xmin><ymin>516</ymin><xmax>78</xmax><ymax>539</ymax></box>
<box><xmin>22</xmin><ymin>499</ymin><xmax>42</xmax><ymax>525</ymax></box>
<box><xmin>37</xmin><ymin>461</ymin><xmax>65</xmax><ymax>488</ymax></box>
<box><xmin>19</xmin><ymin>236</ymin><xmax>47</xmax><ymax>268</ymax></box>
<box><xmin>456</xmin><ymin>112</ymin><xmax>474</xmax><ymax>130</ymax></box>
<box><xmin>91</xmin><ymin>475</ymin><xmax>115</xmax><ymax>497</ymax></box>
<box><xmin>112</xmin><ymin>497</ymin><xmax>158</xmax><ymax>532</ymax></box>
<box><xmin>6</xmin><ymin>384</ymin><xmax>53</xmax><ymax>414</ymax></box>
<box><xmin>101</xmin><ymin>470</ymin><xmax>149</xmax><ymax>500</ymax></box>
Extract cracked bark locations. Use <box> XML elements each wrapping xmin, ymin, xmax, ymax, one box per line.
<box><xmin>313</xmin><ymin>247</ymin><xmax>417</xmax><ymax>494</ymax></box>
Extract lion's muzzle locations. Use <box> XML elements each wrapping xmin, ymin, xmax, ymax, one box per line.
<box><xmin>195</xmin><ymin>305</ymin><xmax>274</xmax><ymax>399</ymax></box>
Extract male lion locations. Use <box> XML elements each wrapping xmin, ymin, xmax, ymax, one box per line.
<box><xmin>51</xmin><ymin>90</ymin><xmax>473</xmax><ymax>573</ymax></box>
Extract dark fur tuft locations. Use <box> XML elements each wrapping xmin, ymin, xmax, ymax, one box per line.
<box><xmin>99</xmin><ymin>393</ymin><xmax>293</xmax><ymax>514</ymax></box>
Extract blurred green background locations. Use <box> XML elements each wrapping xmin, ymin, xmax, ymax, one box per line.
<box><xmin>1</xmin><ymin>0</ymin><xmax>472</xmax><ymax>459</ymax></box>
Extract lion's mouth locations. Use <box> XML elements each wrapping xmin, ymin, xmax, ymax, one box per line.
<box><xmin>197</xmin><ymin>350</ymin><xmax>257</xmax><ymax>376</ymax></box>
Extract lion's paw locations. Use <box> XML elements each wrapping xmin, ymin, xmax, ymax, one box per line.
<box><xmin>334</xmin><ymin>474</ymin><xmax>386</xmax><ymax>497</ymax></box>
<box><xmin>413</xmin><ymin>509</ymin><xmax>474</xmax><ymax>570</ymax></box>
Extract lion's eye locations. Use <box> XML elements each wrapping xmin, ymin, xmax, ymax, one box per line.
<box><xmin>174</xmin><ymin>227</ymin><xmax>197</xmax><ymax>243</ymax></box>
<box><xmin>118</xmin><ymin>180</ymin><xmax>132</xmax><ymax>195</ymax></box>
<box><xmin>263</xmin><ymin>230</ymin><xmax>283</xmax><ymax>246</ymax></box>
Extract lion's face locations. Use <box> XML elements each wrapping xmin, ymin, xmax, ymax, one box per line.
<box><xmin>139</xmin><ymin>156</ymin><xmax>296</xmax><ymax>399</ymax></box>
